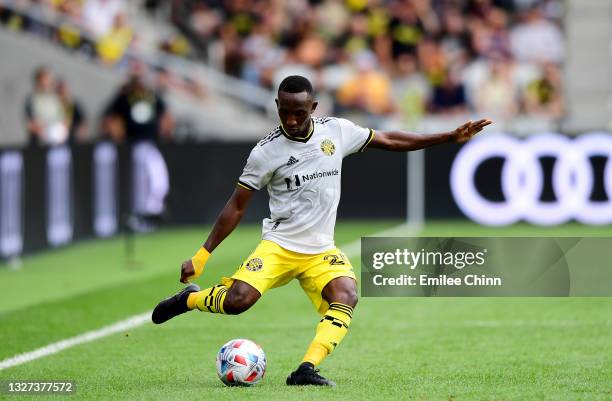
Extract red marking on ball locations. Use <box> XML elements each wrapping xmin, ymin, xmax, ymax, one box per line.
<box><xmin>246</xmin><ymin>371</ymin><xmax>258</xmax><ymax>382</ymax></box>
<box><xmin>234</xmin><ymin>355</ymin><xmax>247</xmax><ymax>365</ymax></box>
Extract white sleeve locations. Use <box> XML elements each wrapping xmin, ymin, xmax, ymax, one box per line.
<box><xmin>337</xmin><ymin>118</ymin><xmax>375</xmax><ymax>157</ymax></box>
<box><xmin>237</xmin><ymin>145</ymin><xmax>273</xmax><ymax>191</ymax></box>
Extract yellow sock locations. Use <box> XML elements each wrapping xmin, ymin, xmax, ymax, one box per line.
<box><xmin>302</xmin><ymin>302</ymin><xmax>353</xmax><ymax>366</ymax></box>
<box><xmin>186</xmin><ymin>285</ymin><xmax>228</xmax><ymax>314</ymax></box>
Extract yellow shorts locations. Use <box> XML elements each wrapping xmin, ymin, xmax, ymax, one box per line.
<box><xmin>221</xmin><ymin>240</ymin><xmax>356</xmax><ymax>315</ymax></box>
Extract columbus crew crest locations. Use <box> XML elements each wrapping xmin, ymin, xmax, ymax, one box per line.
<box><xmin>245</xmin><ymin>257</ymin><xmax>264</xmax><ymax>272</ymax></box>
<box><xmin>320</xmin><ymin>139</ymin><xmax>336</xmax><ymax>156</ymax></box>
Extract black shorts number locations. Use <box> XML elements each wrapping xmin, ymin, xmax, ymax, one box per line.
<box><xmin>324</xmin><ymin>254</ymin><xmax>346</xmax><ymax>266</ymax></box>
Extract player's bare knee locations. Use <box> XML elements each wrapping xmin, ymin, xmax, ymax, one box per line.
<box><xmin>325</xmin><ymin>279</ymin><xmax>358</xmax><ymax>308</ymax></box>
<box><xmin>339</xmin><ymin>287</ymin><xmax>358</xmax><ymax>308</ymax></box>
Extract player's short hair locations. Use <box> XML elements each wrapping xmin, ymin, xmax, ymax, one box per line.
<box><xmin>278</xmin><ymin>75</ymin><xmax>313</xmax><ymax>96</ymax></box>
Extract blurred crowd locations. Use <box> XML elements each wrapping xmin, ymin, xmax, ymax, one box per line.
<box><xmin>178</xmin><ymin>0</ymin><xmax>565</xmax><ymax>124</ymax></box>
<box><xmin>24</xmin><ymin>62</ymin><xmax>174</xmax><ymax>146</ymax></box>
<box><xmin>0</xmin><ymin>0</ymin><xmax>191</xmax><ymax>65</ymax></box>
<box><xmin>3</xmin><ymin>0</ymin><xmax>567</xmax><ymax>129</ymax></box>
<box><xmin>22</xmin><ymin>63</ymin><xmax>173</xmax><ymax>232</ymax></box>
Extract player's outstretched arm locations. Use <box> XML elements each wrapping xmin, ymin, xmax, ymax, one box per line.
<box><xmin>368</xmin><ymin>119</ymin><xmax>492</xmax><ymax>152</ymax></box>
<box><xmin>180</xmin><ymin>186</ymin><xmax>254</xmax><ymax>283</ymax></box>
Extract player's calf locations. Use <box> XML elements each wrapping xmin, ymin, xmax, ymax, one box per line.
<box><xmin>222</xmin><ymin>280</ymin><xmax>261</xmax><ymax>315</ymax></box>
<box><xmin>222</xmin><ymin>292</ymin><xmax>258</xmax><ymax>315</ymax></box>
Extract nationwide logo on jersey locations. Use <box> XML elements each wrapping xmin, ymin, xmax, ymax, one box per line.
<box><xmin>320</xmin><ymin>139</ymin><xmax>336</xmax><ymax>156</ymax></box>
<box><xmin>301</xmin><ymin>169</ymin><xmax>339</xmax><ymax>182</ymax></box>
<box><xmin>286</xmin><ymin>156</ymin><xmax>299</xmax><ymax>166</ymax></box>
<box><xmin>245</xmin><ymin>257</ymin><xmax>264</xmax><ymax>272</ymax></box>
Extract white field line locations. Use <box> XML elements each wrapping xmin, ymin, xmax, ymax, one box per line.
<box><xmin>0</xmin><ymin>312</ymin><xmax>151</xmax><ymax>371</ymax></box>
<box><xmin>0</xmin><ymin>223</ymin><xmax>413</xmax><ymax>371</ymax></box>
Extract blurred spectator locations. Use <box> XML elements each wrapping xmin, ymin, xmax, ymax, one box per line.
<box><xmin>242</xmin><ymin>20</ymin><xmax>287</xmax><ymax>87</ymax></box>
<box><xmin>96</xmin><ymin>13</ymin><xmax>133</xmax><ymax>65</ymax></box>
<box><xmin>52</xmin><ymin>0</ymin><xmax>82</xmax><ymax>15</ymax></box>
<box><xmin>429</xmin><ymin>69</ymin><xmax>469</xmax><ymax>115</ymax></box>
<box><xmin>391</xmin><ymin>52</ymin><xmax>429</xmax><ymax>125</ymax></box>
<box><xmin>55</xmin><ymin>0</ymin><xmax>84</xmax><ymax>50</ymax></box>
<box><xmin>82</xmin><ymin>0</ymin><xmax>124</xmax><ymax>38</ymax></box>
<box><xmin>315</xmin><ymin>0</ymin><xmax>351</xmax><ymax>41</ymax></box>
<box><xmin>187</xmin><ymin>2</ymin><xmax>223</xmax><ymax>43</ymax></box>
<box><xmin>320</xmin><ymin>52</ymin><xmax>354</xmax><ymax>93</ymax></box>
<box><xmin>103</xmin><ymin>62</ymin><xmax>173</xmax><ymax>143</ymax></box>
<box><xmin>523</xmin><ymin>62</ymin><xmax>564</xmax><ymax>118</ymax></box>
<box><xmin>439</xmin><ymin>6</ymin><xmax>470</xmax><ymax>63</ymax></box>
<box><xmin>470</xmin><ymin>7</ymin><xmax>512</xmax><ymax>59</ymax></box>
<box><xmin>56</xmin><ymin>79</ymin><xmax>87</xmax><ymax>144</ymax></box>
<box><xmin>388</xmin><ymin>1</ymin><xmax>427</xmax><ymax>58</ymax></box>
<box><xmin>104</xmin><ymin>62</ymin><xmax>173</xmax><ymax>231</ymax></box>
<box><xmin>159</xmin><ymin>34</ymin><xmax>192</xmax><ymax>58</ymax></box>
<box><xmin>475</xmin><ymin>58</ymin><xmax>518</xmax><ymax>120</ymax></box>
<box><xmin>143</xmin><ymin>0</ymin><xmax>163</xmax><ymax>16</ymax></box>
<box><xmin>337</xmin><ymin>11</ymin><xmax>370</xmax><ymax>57</ymax></box>
<box><xmin>510</xmin><ymin>6</ymin><xmax>564</xmax><ymax>63</ymax></box>
<box><xmin>24</xmin><ymin>66</ymin><xmax>69</xmax><ymax>146</ymax></box>
<box><xmin>57</xmin><ymin>20</ymin><xmax>83</xmax><ymax>50</ymax></box>
<box><xmin>486</xmin><ymin>8</ymin><xmax>512</xmax><ymax>58</ymax></box>
<box><xmin>336</xmin><ymin>51</ymin><xmax>394</xmax><ymax>118</ymax></box>
<box><xmin>417</xmin><ymin>38</ymin><xmax>446</xmax><ymax>86</ymax></box>
<box><xmin>271</xmin><ymin>48</ymin><xmax>317</xmax><ymax>93</ymax></box>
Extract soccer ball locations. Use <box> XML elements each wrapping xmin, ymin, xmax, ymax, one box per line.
<box><xmin>216</xmin><ymin>339</ymin><xmax>266</xmax><ymax>386</ymax></box>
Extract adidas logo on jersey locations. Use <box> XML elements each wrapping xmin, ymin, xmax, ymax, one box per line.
<box><xmin>286</xmin><ymin>156</ymin><xmax>299</xmax><ymax>166</ymax></box>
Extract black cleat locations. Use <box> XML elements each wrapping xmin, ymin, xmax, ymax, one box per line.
<box><xmin>286</xmin><ymin>362</ymin><xmax>336</xmax><ymax>387</ymax></box>
<box><xmin>152</xmin><ymin>284</ymin><xmax>200</xmax><ymax>324</ymax></box>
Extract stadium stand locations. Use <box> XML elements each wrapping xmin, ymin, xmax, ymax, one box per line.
<box><xmin>3</xmin><ymin>0</ymin><xmax>608</xmax><ymax>139</ymax></box>
<box><xmin>0</xmin><ymin>0</ymin><xmax>274</xmax><ymax>145</ymax></box>
<box><xmin>172</xmin><ymin>0</ymin><xmax>567</xmax><ymax>131</ymax></box>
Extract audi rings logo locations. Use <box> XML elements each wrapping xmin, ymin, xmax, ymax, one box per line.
<box><xmin>450</xmin><ymin>133</ymin><xmax>612</xmax><ymax>226</ymax></box>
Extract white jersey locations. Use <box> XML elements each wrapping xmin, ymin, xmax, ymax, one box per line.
<box><xmin>238</xmin><ymin>117</ymin><xmax>374</xmax><ymax>254</ymax></box>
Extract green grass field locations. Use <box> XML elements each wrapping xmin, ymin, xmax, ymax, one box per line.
<box><xmin>0</xmin><ymin>220</ymin><xmax>611</xmax><ymax>401</ymax></box>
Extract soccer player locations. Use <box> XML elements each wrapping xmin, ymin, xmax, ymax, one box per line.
<box><xmin>152</xmin><ymin>75</ymin><xmax>491</xmax><ymax>386</ymax></box>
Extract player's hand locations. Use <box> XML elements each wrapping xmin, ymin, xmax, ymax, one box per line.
<box><xmin>451</xmin><ymin>119</ymin><xmax>492</xmax><ymax>143</ymax></box>
<box><xmin>180</xmin><ymin>259</ymin><xmax>196</xmax><ymax>283</ymax></box>
<box><xmin>180</xmin><ymin>247</ymin><xmax>211</xmax><ymax>283</ymax></box>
